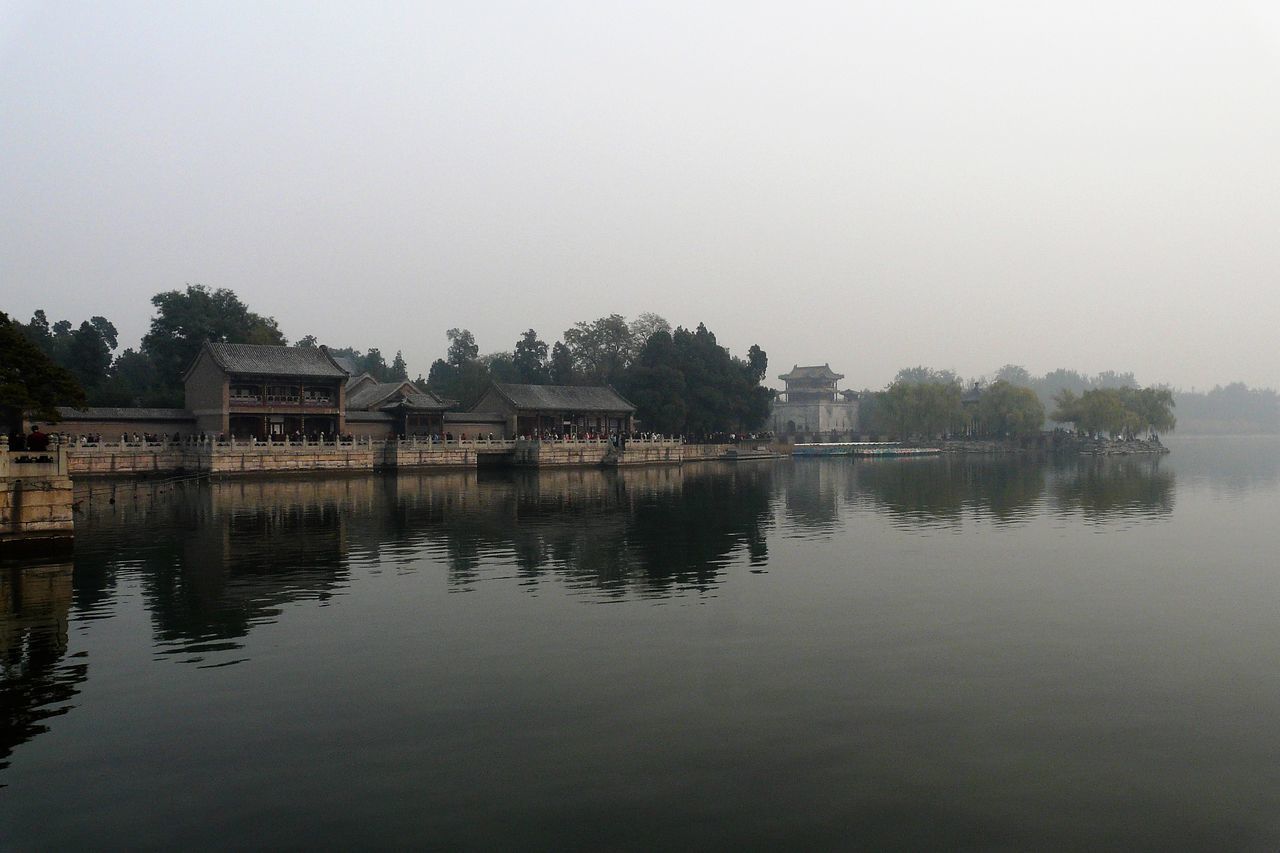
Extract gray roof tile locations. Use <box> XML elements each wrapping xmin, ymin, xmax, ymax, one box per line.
<box><xmin>491</xmin><ymin>383</ymin><xmax>636</xmax><ymax>412</ymax></box>
<box><xmin>55</xmin><ymin>407</ymin><xmax>194</xmax><ymax>421</ymax></box>
<box><xmin>779</xmin><ymin>364</ymin><xmax>843</xmax><ymax>381</ymax></box>
<box><xmin>202</xmin><ymin>343</ymin><xmax>348</xmax><ymax>378</ymax></box>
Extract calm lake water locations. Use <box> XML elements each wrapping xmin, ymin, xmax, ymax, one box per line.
<box><xmin>4</xmin><ymin>437</ymin><xmax>1280</xmax><ymax>850</ymax></box>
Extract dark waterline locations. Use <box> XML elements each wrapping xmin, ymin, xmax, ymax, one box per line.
<box><xmin>3</xmin><ymin>437</ymin><xmax>1280</xmax><ymax>849</ymax></box>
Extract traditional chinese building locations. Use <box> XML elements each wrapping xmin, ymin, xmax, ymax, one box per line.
<box><xmin>344</xmin><ymin>375</ymin><xmax>452</xmax><ymax>437</ymax></box>
<box><xmin>184</xmin><ymin>343</ymin><xmax>349</xmax><ymax>438</ymax></box>
<box><xmin>770</xmin><ymin>364</ymin><xmax>860</xmax><ymax>441</ymax></box>
<box><xmin>474</xmin><ymin>383</ymin><xmax>637</xmax><ymax>438</ymax></box>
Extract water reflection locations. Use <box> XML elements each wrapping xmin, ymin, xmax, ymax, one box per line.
<box><xmin>1050</xmin><ymin>456</ymin><xmax>1175</xmax><ymax>521</ymax></box>
<box><xmin>777</xmin><ymin>455</ymin><xmax>1173</xmax><ymax>531</ymax></box>
<box><xmin>1167</xmin><ymin>436</ymin><xmax>1280</xmax><ymax>497</ymax></box>
<box><xmin>369</xmin><ymin>464</ymin><xmax>775</xmax><ymax>594</ymax></box>
<box><xmin>0</xmin><ymin>562</ymin><xmax>82</xmax><ymax>780</ymax></box>
<box><xmin>68</xmin><ymin>464</ymin><xmax>778</xmax><ymax>659</ymax></box>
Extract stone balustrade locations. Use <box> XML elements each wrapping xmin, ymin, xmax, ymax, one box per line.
<box><xmin>20</xmin><ymin>433</ymin><xmax>767</xmax><ymax>478</ymax></box>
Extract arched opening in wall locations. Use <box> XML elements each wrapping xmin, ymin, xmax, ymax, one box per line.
<box><xmin>786</xmin><ymin>420</ymin><xmax>796</xmax><ymax>434</ymax></box>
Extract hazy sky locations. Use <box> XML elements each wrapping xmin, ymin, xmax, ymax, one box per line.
<box><xmin>3</xmin><ymin>1</ymin><xmax>1278</xmax><ymax>390</ymax></box>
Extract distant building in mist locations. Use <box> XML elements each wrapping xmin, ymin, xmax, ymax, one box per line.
<box><xmin>770</xmin><ymin>364</ymin><xmax>859</xmax><ymax>441</ymax></box>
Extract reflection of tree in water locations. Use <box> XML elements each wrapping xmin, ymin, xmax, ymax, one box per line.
<box><xmin>851</xmin><ymin>459</ymin><xmax>968</xmax><ymax>524</ymax></box>
<box><xmin>0</xmin><ymin>563</ymin><xmax>83</xmax><ymax>780</ymax></box>
<box><xmin>384</xmin><ymin>465</ymin><xmax>775</xmax><ymax>595</ymax></box>
<box><xmin>1050</xmin><ymin>456</ymin><xmax>1175</xmax><ymax>520</ymax></box>
<box><xmin>852</xmin><ymin>455</ymin><xmax>1171</xmax><ymax>525</ymax></box>
<box><xmin>850</xmin><ymin>457</ymin><xmax>1046</xmax><ymax>525</ymax></box>
<box><xmin>73</xmin><ymin>480</ymin><xmax>353</xmax><ymax>661</ymax></box>
<box><xmin>779</xmin><ymin>463</ymin><xmax>844</xmax><ymax>531</ymax></box>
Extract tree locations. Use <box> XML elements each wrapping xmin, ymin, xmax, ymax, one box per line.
<box><xmin>620</xmin><ymin>323</ymin><xmax>772</xmax><ymax>436</ymax></box>
<box><xmin>512</xmin><ymin>330</ymin><xmax>549</xmax><ymax>383</ymax></box>
<box><xmin>427</xmin><ymin>330</ymin><xmax>490</xmax><ymax>407</ymax></box>
<box><xmin>894</xmin><ymin>366</ymin><xmax>962</xmax><ymax>387</ymax></box>
<box><xmin>622</xmin><ymin>331</ymin><xmax>687</xmax><ymax>434</ymax></box>
<box><xmin>446</xmin><ymin>328</ymin><xmax>478</xmax><ymax>366</ymax></box>
<box><xmin>66</xmin><ymin>320</ymin><xmax>114</xmax><ymax>394</ymax></box>
<box><xmin>363</xmin><ymin>348</ymin><xmax>388</xmax><ymax>380</ymax></box>
<box><xmin>629</xmin><ymin>313</ymin><xmax>671</xmax><ymax>349</ymax></box>
<box><xmin>94</xmin><ymin>348</ymin><xmax>166</xmax><ymax>407</ymax></box>
<box><xmin>994</xmin><ymin>364</ymin><xmax>1032</xmax><ymax>387</ymax></box>
<box><xmin>1</xmin><ymin>311</ymin><xmax>86</xmax><ymax>429</ymax></box>
<box><xmin>549</xmin><ymin>341</ymin><xmax>575</xmax><ymax>384</ymax></box>
<box><xmin>390</xmin><ymin>351</ymin><xmax>409</xmax><ymax>381</ymax></box>
<box><xmin>482</xmin><ymin>352</ymin><xmax>520</xmax><ymax>383</ymax></box>
<box><xmin>874</xmin><ymin>380</ymin><xmax>963</xmax><ymax>439</ymax></box>
<box><xmin>563</xmin><ymin>314</ymin><xmax>634</xmax><ymax>384</ymax></box>
<box><xmin>141</xmin><ymin>285</ymin><xmax>286</xmax><ymax>403</ymax></box>
<box><xmin>747</xmin><ymin>345</ymin><xmax>768</xmax><ymax>383</ymax></box>
<box><xmin>977</xmin><ymin>380</ymin><xmax>1045</xmax><ymax>437</ymax></box>
<box><xmin>295</xmin><ymin>335</ymin><xmax>319</xmax><ymax>349</ymax></box>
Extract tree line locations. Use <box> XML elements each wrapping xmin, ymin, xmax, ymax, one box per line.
<box><xmin>5</xmin><ymin>288</ymin><xmax>774</xmax><ymax>436</ymax></box>
<box><xmin>421</xmin><ymin>314</ymin><xmax>772</xmax><ymax>435</ymax></box>
<box><xmin>859</xmin><ymin>365</ymin><xmax>1178</xmax><ymax>440</ymax></box>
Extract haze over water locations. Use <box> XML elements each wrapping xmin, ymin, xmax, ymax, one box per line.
<box><xmin>4</xmin><ymin>437</ymin><xmax>1280</xmax><ymax>848</ymax></box>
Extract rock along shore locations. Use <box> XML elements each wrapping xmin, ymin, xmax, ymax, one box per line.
<box><xmin>928</xmin><ymin>435</ymin><xmax>1171</xmax><ymax>456</ymax></box>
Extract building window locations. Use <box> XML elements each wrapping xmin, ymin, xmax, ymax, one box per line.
<box><xmin>304</xmin><ymin>388</ymin><xmax>332</xmax><ymax>405</ymax></box>
<box><xmin>230</xmin><ymin>385</ymin><xmax>261</xmax><ymax>404</ymax></box>
<box><xmin>266</xmin><ymin>385</ymin><xmax>299</xmax><ymax>404</ymax></box>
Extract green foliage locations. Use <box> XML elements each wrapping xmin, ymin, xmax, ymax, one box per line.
<box><xmin>562</xmin><ymin>314</ymin><xmax>635</xmax><ymax>384</ymax></box>
<box><xmin>894</xmin><ymin>366</ymin><xmax>962</xmax><ymax>387</ymax></box>
<box><xmin>512</xmin><ymin>330</ymin><xmax>549</xmax><ymax>383</ymax></box>
<box><xmin>15</xmin><ymin>310</ymin><xmax>120</xmax><ymax>400</ymax></box>
<box><xmin>445</xmin><ymin>328</ymin><xmax>478</xmax><ymax>366</ymax></box>
<box><xmin>976</xmin><ymin>380</ymin><xmax>1045</xmax><ymax>437</ymax></box>
<box><xmin>142</xmin><ymin>284</ymin><xmax>285</xmax><ymax>403</ymax></box>
<box><xmin>1051</xmin><ymin>387</ymin><xmax>1176</xmax><ymax>437</ymax></box>
<box><xmin>481</xmin><ymin>352</ymin><xmax>520</xmax><ymax>383</ymax></box>
<box><xmin>426</xmin><ymin>329</ymin><xmax>491</xmax><ymax>408</ymax></box>
<box><xmin>390</xmin><ymin>351</ymin><xmax>409</xmax><ymax>381</ymax></box>
<box><xmin>620</xmin><ymin>324</ymin><xmax>771</xmax><ymax>435</ymax></box>
<box><xmin>549</xmin><ymin>341</ymin><xmax>574</xmax><ymax>384</ymax></box>
<box><xmin>874</xmin><ymin>381</ymin><xmax>963</xmax><ymax>439</ymax></box>
<box><xmin>1174</xmin><ymin>383</ymin><xmax>1279</xmax><ymax>434</ymax></box>
<box><xmin>2</xmin><ymin>311</ymin><xmax>86</xmax><ymax>425</ymax></box>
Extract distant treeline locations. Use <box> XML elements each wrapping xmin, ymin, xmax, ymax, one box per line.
<box><xmin>858</xmin><ymin>365</ymin><xmax>1279</xmax><ymax>437</ymax></box>
<box><xmin>5</xmin><ymin>285</ymin><xmax>772</xmax><ymax>436</ymax></box>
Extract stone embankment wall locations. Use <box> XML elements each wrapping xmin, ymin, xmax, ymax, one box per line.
<box><xmin>611</xmin><ymin>441</ymin><xmax>684</xmax><ymax>466</ymax></box>
<box><xmin>513</xmin><ymin>439</ymin><xmax>611</xmax><ymax>467</ymax></box>
<box><xmin>1</xmin><ymin>447</ymin><xmax>74</xmax><ymax>549</ymax></box>
<box><xmin>681</xmin><ymin>444</ymin><xmax>737</xmax><ymax>461</ymax></box>
<box><xmin>55</xmin><ymin>436</ymin><xmax>778</xmax><ymax>479</ymax></box>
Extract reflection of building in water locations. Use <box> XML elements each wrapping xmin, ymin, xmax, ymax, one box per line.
<box><xmin>780</xmin><ymin>461</ymin><xmax>845</xmax><ymax>530</ymax></box>
<box><xmin>370</xmin><ymin>465</ymin><xmax>774</xmax><ymax>594</ymax></box>
<box><xmin>770</xmin><ymin>365</ymin><xmax>860</xmax><ymax>441</ymax></box>
<box><xmin>0</xmin><ymin>563</ymin><xmax>83</xmax><ymax>773</ymax></box>
<box><xmin>69</xmin><ymin>462</ymin><xmax>780</xmax><ymax>653</ymax></box>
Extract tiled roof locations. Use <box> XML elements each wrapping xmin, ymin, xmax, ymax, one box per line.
<box><xmin>347</xmin><ymin>381</ymin><xmax>451</xmax><ymax>411</ymax></box>
<box><xmin>54</xmin><ymin>407</ymin><xmax>194</xmax><ymax>421</ymax></box>
<box><xmin>331</xmin><ymin>355</ymin><xmax>360</xmax><ymax>376</ymax></box>
<box><xmin>443</xmin><ymin>411</ymin><xmax>505</xmax><ymax>423</ymax></box>
<box><xmin>345</xmin><ymin>411</ymin><xmax>393</xmax><ymax>422</ymax></box>
<box><xmin>385</xmin><ymin>392</ymin><xmax>451</xmax><ymax>411</ymax></box>
<box><xmin>779</xmin><ymin>364</ymin><xmax>844</xmax><ymax>382</ymax></box>
<box><xmin>198</xmin><ymin>343</ymin><xmax>348</xmax><ymax>378</ymax></box>
<box><xmin>490</xmin><ymin>383</ymin><xmax>636</xmax><ymax>413</ymax></box>
<box><xmin>346</xmin><ymin>381</ymin><xmax>407</xmax><ymax>409</ymax></box>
